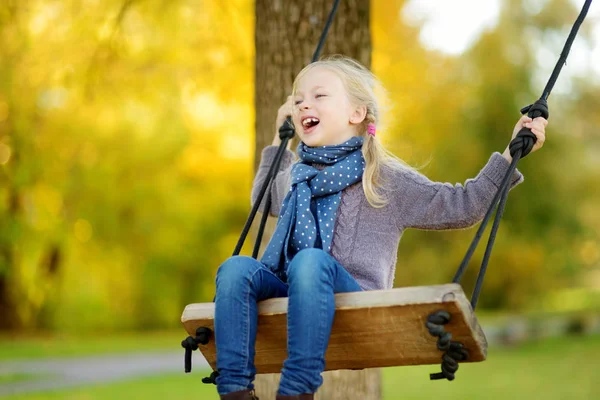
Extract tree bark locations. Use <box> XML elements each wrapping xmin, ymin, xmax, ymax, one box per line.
<box><xmin>254</xmin><ymin>1</ymin><xmax>379</xmax><ymax>399</ymax></box>
<box><xmin>254</xmin><ymin>0</ymin><xmax>371</xmax><ymax>170</ymax></box>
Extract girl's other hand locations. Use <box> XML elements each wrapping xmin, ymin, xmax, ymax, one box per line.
<box><xmin>502</xmin><ymin>115</ymin><xmax>548</xmax><ymax>162</ymax></box>
<box><xmin>272</xmin><ymin>95</ymin><xmax>294</xmax><ymax>149</ymax></box>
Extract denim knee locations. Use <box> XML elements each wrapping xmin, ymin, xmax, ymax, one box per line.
<box><xmin>216</xmin><ymin>255</ymin><xmax>262</xmax><ymax>292</ymax></box>
<box><xmin>287</xmin><ymin>248</ymin><xmax>335</xmax><ymax>287</ymax></box>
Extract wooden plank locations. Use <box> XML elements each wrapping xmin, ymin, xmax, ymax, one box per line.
<box><xmin>181</xmin><ymin>283</ymin><xmax>487</xmax><ymax>373</ymax></box>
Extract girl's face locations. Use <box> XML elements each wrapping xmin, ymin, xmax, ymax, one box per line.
<box><xmin>293</xmin><ymin>67</ymin><xmax>364</xmax><ymax>147</ymax></box>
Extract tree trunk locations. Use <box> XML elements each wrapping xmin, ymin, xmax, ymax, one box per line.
<box><xmin>254</xmin><ymin>1</ymin><xmax>380</xmax><ymax>399</ymax></box>
<box><xmin>254</xmin><ymin>0</ymin><xmax>371</xmax><ymax>170</ymax></box>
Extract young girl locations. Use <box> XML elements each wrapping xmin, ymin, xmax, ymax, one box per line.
<box><xmin>214</xmin><ymin>56</ymin><xmax>547</xmax><ymax>400</ymax></box>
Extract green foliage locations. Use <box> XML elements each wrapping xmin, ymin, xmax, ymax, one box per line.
<box><xmin>0</xmin><ymin>0</ymin><xmax>254</xmax><ymax>331</ymax></box>
<box><xmin>0</xmin><ymin>0</ymin><xmax>598</xmax><ymax>331</ymax></box>
<box><xmin>2</xmin><ymin>335</ymin><xmax>599</xmax><ymax>399</ymax></box>
<box><xmin>374</xmin><ymin>0</ymin><xmax>600</xmax><ymax>310</ymax></box>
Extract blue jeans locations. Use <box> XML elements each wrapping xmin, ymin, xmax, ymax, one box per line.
<box><xmin>214</xmin><ymin>248</ymin><xmax>363</xmax><ymax>396</ymax></box>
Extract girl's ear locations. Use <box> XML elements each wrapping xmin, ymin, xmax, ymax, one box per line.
<box><xmin>350</xmin><ymin>105</ymin><xmax>367</xmax><ymax>125</ymax></box>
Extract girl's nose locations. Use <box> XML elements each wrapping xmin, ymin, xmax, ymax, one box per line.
<box><xmin>301</xmin><ymin>101</ymin><xmax>311</xmax><ymax>109</ymax></box>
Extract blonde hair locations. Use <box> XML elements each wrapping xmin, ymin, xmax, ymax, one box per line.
<box><xmin>292</xmin><ymin>55</ymin><xmax>416</xmax><ymax>208</ymax></box>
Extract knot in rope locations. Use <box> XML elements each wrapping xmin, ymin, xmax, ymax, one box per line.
<box><xmin>202</xmin><ymin>370</ymin><xmax>220</xmax><ymax>385</ymax></box>
<box><xmin>279</xmin><ymin>117</ymin><xmax>295</xmax><ymax>140</ymax></box>
<box><xmin>181</xmin><ymin>336</ymin><xmax>198</xmax><ymax>373</ymax></box>
<box><xmin>510</xmin><ymin>98</ymin><xmax>549</xmax><ymax>159</ymax></box>
<box><xmin>181</xmin><ymin>327</ymin><xmax>212</xmax><ymax>373</ymax></box>
<box><xmin>426</xmin><ymin>311</ymin><xmax>469</xmax><ymax>381</ymax></box>
<box><xmin>509</xmin><ymin>129</ymin><xmax>537</xmax><ymax>159</ymax></box>
<box><xmin>182</xmin><ymin>335</ymin><xmax>198</xmax><ymax>349</ymax></box>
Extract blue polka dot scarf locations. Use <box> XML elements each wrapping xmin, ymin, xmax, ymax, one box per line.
<box><xmin>260</xmin><ymin>136</ymin><xmax>365</xmax><ymax>277</ymax></box>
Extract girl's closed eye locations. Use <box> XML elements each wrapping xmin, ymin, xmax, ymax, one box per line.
<box><xmin>294</xmin><ymin>99</ymin><xmax>303</xmax><ymax>105</ymax></box>
<box><xmin>315</xmin><ymin>94</ymin><xmax>326</xmax><ymax>99</ymax></box>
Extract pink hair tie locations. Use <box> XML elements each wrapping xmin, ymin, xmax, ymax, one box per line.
<box><xmin>367</xmin><ymin>123</ymin><xmax>376</xmax><ymax>137</ymax></box>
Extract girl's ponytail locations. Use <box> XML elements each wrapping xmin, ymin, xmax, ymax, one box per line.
<box><xmin>293</xmin><ymin>55</ymin><xmax>417</xmax><ymax>208</ymax></box>
<box><xmin>362</xmin><ymin>111</ymin><xmax>387</xmax><ymax>208</ymax></box>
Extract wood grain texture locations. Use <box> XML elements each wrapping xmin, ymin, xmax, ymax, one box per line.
<box><xmin>182</xmin><ymin>284</ymin><xmax>488</xmax><ymax>373</ymax></box>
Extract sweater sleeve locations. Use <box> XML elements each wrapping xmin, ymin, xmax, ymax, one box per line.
<box><xmin>251</xmin><ymin>146</ymin><xmax>295</xmax><ymax>217</ymax></box>
<box><xmin>391</xmin><ymin>152</ymin><xmax>524</xmax><ymax>230</ymax></box>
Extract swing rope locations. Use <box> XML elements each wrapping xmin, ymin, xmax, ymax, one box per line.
<box><xmin>428</xmin><ymin>0</ymin><xmax>592</xmax><ymax>381</ymax></box>
<box><xmin>185</xmin><ymin>0</ymin><xmax>593</xmax><ymax>383</ymax></box>
<box><xmin>233</xmin><ymin>0</ymin><xmax>342</xmax><ymax>258</ymax></box>
<box><xmin>452</xmin><ymin>0</ymin><xmax>592</xmax><ymax>311</ymax></box>
<box><xmin>237</xmin><ymin>0</ymin><xmax>593</xmax><ymax>309</ymax></box>
<box><xmin>181</xmin><ymin>0</ymin><xmax>342</xmax><ymax>379</ymax></box>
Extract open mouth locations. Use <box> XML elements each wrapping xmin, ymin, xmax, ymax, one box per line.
<box><xmin>301</xmin><ymin>117</ymin><xmax>320</xmax><ymax>133</ymax></box>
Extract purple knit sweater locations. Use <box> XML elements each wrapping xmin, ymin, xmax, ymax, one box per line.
<box><xmin>251</xmin><ymin>146</ymin><xmax>524</xmax><ymax>291</ymax></box>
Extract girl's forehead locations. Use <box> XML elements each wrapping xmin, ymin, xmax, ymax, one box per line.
<box><xmin>296</xmin><ymin>67</ymin><xmax>344</xmax><ymax>93</ymax></box>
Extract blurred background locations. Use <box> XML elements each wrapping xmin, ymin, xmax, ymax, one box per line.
<box><xmin>0</xmin><ymin>0</ymin><xmax>598</xmax><ymax>399</ymax></box>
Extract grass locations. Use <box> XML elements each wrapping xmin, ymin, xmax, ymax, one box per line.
<box><xmin>1</xmin><ymin>334</ymin><xmax>598</xmax><ymax>400</ymax></box>
<box><xmin>0</xmin><ymin>330</ymin><xmax>185</xmax><ymax>360</ymax></box>
<box><xmin>382</xmin><ymin>334</ymin><xmax>599</xmax><ymax>399</ymax></box>
<box><xmin>0</xmin><ymin>373</ymin><xmax>41</xmax><ymax>385</ymax></box>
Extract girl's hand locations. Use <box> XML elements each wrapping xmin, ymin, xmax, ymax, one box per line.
<box><xmin>272</xmin><ymin>95</ymin><xmax>294</xmax><ymax>149</ymax></box>
<box><xmin>502</xmin><ymin>115</ymin><xmax>548</xmax><ymax>162</ymax></box>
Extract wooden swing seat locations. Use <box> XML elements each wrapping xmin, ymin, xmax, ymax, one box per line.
<box><xmin>181</xmin><ymin>283</ymin><xmax>487</xmax><ymax>373</ymax></box>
